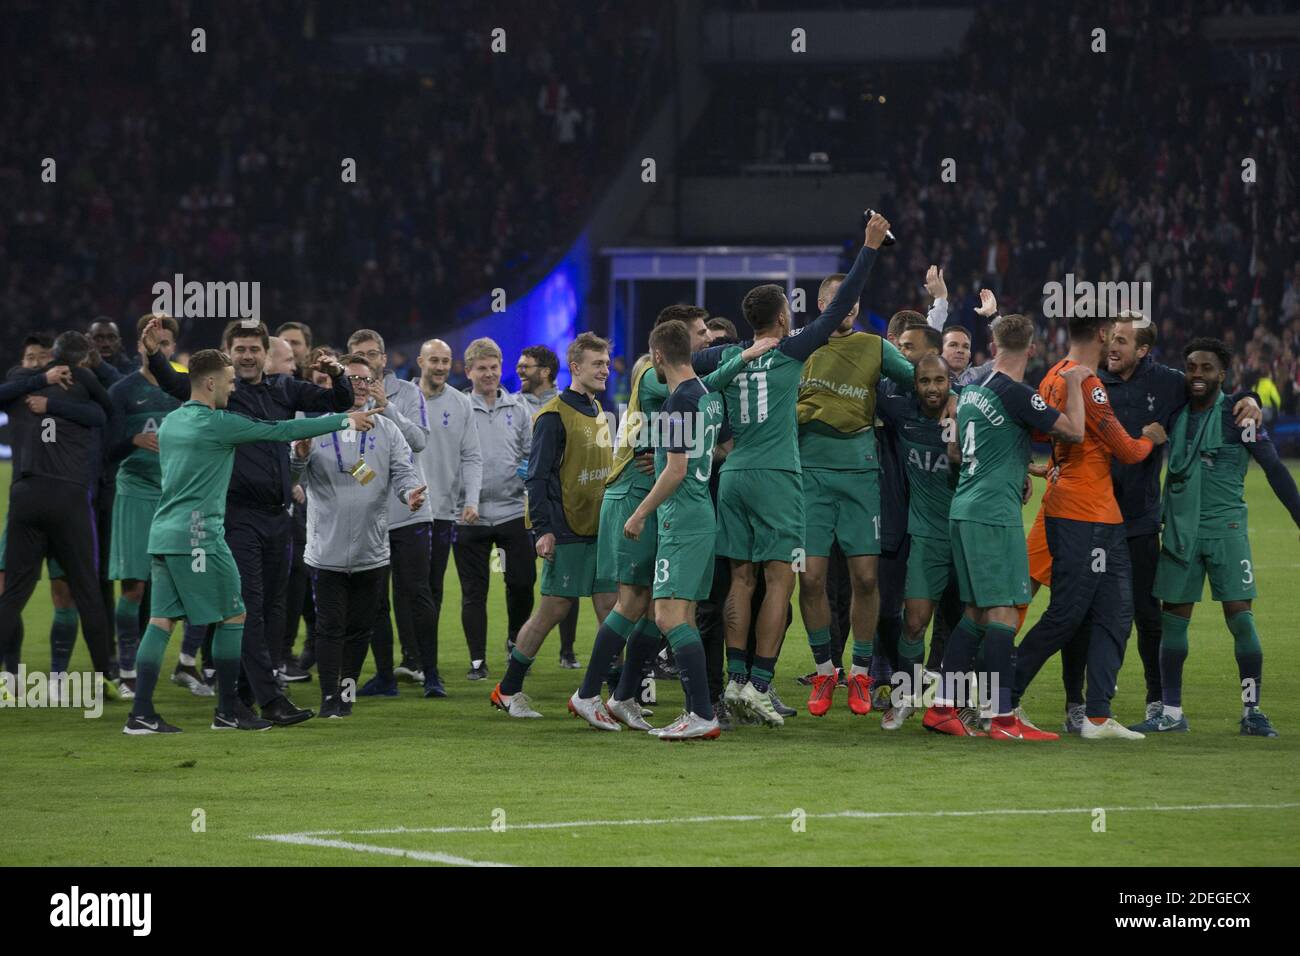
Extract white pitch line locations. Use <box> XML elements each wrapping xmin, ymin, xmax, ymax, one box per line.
<box><xmin>255</xmin><ymin>832</ymin><xmax>512</xmax><ymax>867</ymax></box>
<box><xmin>266</xmin><ymin>801</ymin><xmax>1300</xmax><ymax>839</ymax></box>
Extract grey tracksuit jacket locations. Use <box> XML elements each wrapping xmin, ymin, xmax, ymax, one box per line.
<box><xmin>292</xmin><ymin>413</ymin><xmax>421</xmax><ymax>573</ymax></box>
<box><xmin>417</xmin><ymin>383</ymin><xmax>483</xmax><ymax>521</ymax></box>
<box><xmin>383</xmin><ymin>372</ymin><xmax>433</xmax><ymax>532</ymax></box>
<box><xmin>466</xmin><ymin>387</ymin><xmax>531</xmax><ymax>526</ymax></box>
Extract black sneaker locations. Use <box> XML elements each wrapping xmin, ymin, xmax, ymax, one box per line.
<box><xmin>337</xmin><ymin>697</ymin><xmax>354</xmax><ymax>718</ymax></box>
<box><xmin>466</xmin><ymin>662</ymin><xmax>489</xmax><ymax>681</ymax></box>
<box><xmin>320</xmin><ymin>695</ymin><xmax>342</xmax><ymax>719</ymax></box>
<box><xmin>712</xmin><ymin>698</ymin><xmax>734</xmax><ymax>732</ymax></box>
<box><xmin>423</xmin><ymin>675</ymin><xmax>448</xmax><ymax>698</ymax></box>
<box><xmin>262</xmin><ymin>696</ymin><xmax>314</xmax><ymax>726</ymax></box>
<box><xmin>282</xmin><ymin>660</ymin><xmax>313</xmax><ymax>683</ymax></box>
<box><xmin>768</xmin><ymin>688</ymin><xmax>796</xmax><ymax>718</ymax></box>
<box><xmin>211</xmin><ymin>708</ymin><xmax>272</xmax><ymax>731</ymax></box>
<box><xmin>123</xmin><ymin>713</ymin><xmax>183</xmax><ymax>735</ymax></box>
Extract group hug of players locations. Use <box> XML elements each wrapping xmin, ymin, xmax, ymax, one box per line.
<box><xmin>4</xmin><ymin>205</ymin><xmax>1298</xmax><ymax>742</ymax></box>
<box><xmin>492</xmin><ymin>210</ymin><xmax>1300</xmax><ymax>741</ymax></box>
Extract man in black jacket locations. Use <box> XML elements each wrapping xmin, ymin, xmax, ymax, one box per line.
<box><xmin>143</xmin><ymin>318</ymin><xmax>353</xmax><ymax>725</ymax></box>
<box><xmin>0</xmin><ymin>332</ymin><xmax>116</xmax><ymax>685</ymax></box>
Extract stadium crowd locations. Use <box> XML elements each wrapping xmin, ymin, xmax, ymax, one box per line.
<box><xmin>0</xmin><ymin>0</ymin><xmax>669</xmax><ymax>358</ymax></box>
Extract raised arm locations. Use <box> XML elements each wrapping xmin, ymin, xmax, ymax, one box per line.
<box><xmin>283</xmin><ymin>367</ymin><xmax>354</xmax><ymax>414</ymax></box>
<box><xmin>925</xmin><ymin>265</ymin><xmax>948</xmax><ymax>331</ymax></box>
<box><xmin>146</xmin><ymin>347</ymin><xmax>191</xmax><ymax>402</ymax></box>
<box><xmin>779</xmin><ymin>212</ymin><xmax>890</xmax><ymax>363</ymax></box>
<box><xmin>880</xmin><ymin>339</ymin><xmax>915</xmax><ymax>391</ymax></box>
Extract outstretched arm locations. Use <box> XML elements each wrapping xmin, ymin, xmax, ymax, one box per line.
<box><xmin>1245</xmin><ymin>433</ymin><xmax>1300</xmax><ymax>532</ymax></box>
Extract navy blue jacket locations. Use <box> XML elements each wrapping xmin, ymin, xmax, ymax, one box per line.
<box><xmin>149</xmin><ymin>349</ymin><xmax>353</xmax><ymax>512</ymax></box>
<box><xmin>1100</xmin><ymin>355</ymin><xmax>1258</xmax><ymax>538</ymax></box>
<box><xmin>875</xmin><ymin>379</ymin><xmax>910</xmax><ymax>553</ymax></box>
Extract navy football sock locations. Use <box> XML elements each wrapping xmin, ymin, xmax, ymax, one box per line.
<box><xmin>580</xmin><ymin>610</ymin><xmax>635</xmax><ymax>699</ymax></box>
<box><xmin>49</xmin><ymin>607</ymin><xmax>79</xmax><ymax>674</ymax></box>
<box><xmin>614</xmin><ymin>620</ymin><xmax>659</xmax><ymax>702</ymax></box>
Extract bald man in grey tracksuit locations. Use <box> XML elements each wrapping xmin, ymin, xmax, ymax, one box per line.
<box><xmin>292</xmin><ymin>379</ymin><xmax>426</xmax><ymax>718</ymax></box>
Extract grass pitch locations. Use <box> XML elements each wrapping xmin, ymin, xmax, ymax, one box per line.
<box><xmin>3</xmin><ymin>462</ymin><xmax>1298</xmax><ymax>866</ymax></box>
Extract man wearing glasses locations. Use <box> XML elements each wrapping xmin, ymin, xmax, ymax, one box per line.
<box><xmin>291</xmin><ymin>354</ymin><xmax>427</xmax><ymax>718</ymax></box>
<box><xmin>345</xmin><ymin>330</ymin><xmax>439</xmax><ymax>696</ymax></box>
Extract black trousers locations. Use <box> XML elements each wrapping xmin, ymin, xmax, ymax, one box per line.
<box><xmin>94</xmin><ymin>479</ymin><xmax>117</xmax><ymax>661</ymax></box>
<box><xmin>282</xmin><ymin>505</ymin><xmax>315</xmax><ymax>665</ymax></box>
<box><xmin>225</xmin><ymin>505</ymin><xmax>291</xmax><ymax>707</ymax></box>
<box><xmin>697</xmin><ymin>553</ymin><xmax>731</xmax><ymax>702</ymax></box>
<box><xmin>311</xmin><ymin>566</ymin><xmax>384</xmax><ymax>702</ymax></box>
<box><xmin>1129</xmin><ymin>532</ymin><xmax>1163</xmax><ymax>704</ymax></box>
<box><xmin>452</xmin><ymin>517</ymin><xmax>535</xmax><ymax>664</ymax></box>
<box><xmin>371</xmin><ymin>522</ymin><xmax>439</xmax><ymax>679</ymax></box>
<box><xmin>1013</xmin><ymin>518</ymin><xmax>1133</xmax><ymax>718</ymax></box>
<box><xmin>0</xmin><ymin>479</ymin><xmax>111</xmax><ymax>674</ymax></box>
<box><xmin>427</xmin><ymin>518</ymin><xmax>455</xmax><ymax>657</ymax></box>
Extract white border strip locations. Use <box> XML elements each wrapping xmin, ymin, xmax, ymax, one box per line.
<box><xmin>255</xmin><ymin>832</ymin><xmax>512</xmax><ymax>867</ymax></box>
<box><xmin>256</xmin><ymin>801</ymin><xmax>1300</xmax><ymax>849</ymax></box>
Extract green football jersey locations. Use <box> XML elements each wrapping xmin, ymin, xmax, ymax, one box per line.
<box><xmin>608</xmin><ymin>351</ymin><xmax>746</xmax><ymax>500</ymax></box>
<box><xmin>1185</xmin><ymin>407</ymin><xmax>1251</xmax><ymax>538</ymax></box>
<box><xmin>148</xmin><ymin>402</ymin><xmax>351</xmax><ymax>555</ymax></box>
<box><xmin>109</xmin><ymin>371</ymin><xmax>182</xmax><ymax>498</ymax></box>
<box><xmin>718</xmin><ymin>346</ymin><xmax>805</xmax><ymax>473</ymax></box>
<box><xmin>949</xmin><ymin>371</ymin><xmax>1061</xmax><ymax>527</ymax></box>
<box><xmin>654</xmin><ymin>377</ymin><xmax>725</xmax><ymax>534</ymax></box>
<box><xmin>897</xmin><ymin>397</ymin><xmax>958</xmax><ymax>540</ymax></box>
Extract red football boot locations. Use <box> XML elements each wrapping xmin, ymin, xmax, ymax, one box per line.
<box><xmin>846</xmin><ymin>672</ymin><xmax>874</xmax><ymax>715</ymax></box>
<box><xmin>807</xmin><ymin>670</ymin><xmax>838</xmax><ymax>717</ymax></box>
<box><xmin>923</xmin><ymin>705</ymin><xmax>986</xmax><ymax>736</ymax></box>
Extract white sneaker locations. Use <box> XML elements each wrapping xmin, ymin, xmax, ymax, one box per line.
<box><xmin>172</xmin><ymin>664</ymin><xmax>215</xmax><ymax>698</ymax></box>
<box><xmin>491</xmin><ymin>685</ymin><xmax>542</xmax><ymax>718</ymax></box>
<box><xmin>393</xmin><ymin>665</ymin><xmax>425</xmax><ymax>684</ymax></box>
<box><xmin>739</xmin><ymin>682</ymin><xmax>784</xmax><ymax>727</ymax></box>
<box><xmin>606</xmin><ymin>696</ymin><xmax>654</xmax><ymax>731</ymax></box>
<box><xmin>115</xmin><ymin>678</ymin><xmax>135</xmax><ymax>702</ymax></box>
<box><xmin>567</xmin><ymin>691</ymin><xmax>620</xmax><ymax>731</ymax></box>
<box><xmin>1080</xmin><ymin>716</ymin><xmax>1145</xmax><ymax>740</ymax></box>
<box><xmin>881</xmin><ymin>701</ymin><xmax>916</xmax><ymax>730</ymax></box>
<box><xmin>656</xmin><ymin>712</ymin><xmax>721</xmax><ymax>741</ymax></box>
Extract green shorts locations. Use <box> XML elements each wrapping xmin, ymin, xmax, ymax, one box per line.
<box><xmin>541</xmin><ymin>540</ymin><xmax>609</xmax><ymax>598</ymax></box>
<box><xmin>108</xmin><ymin>493</ymin><xmax>158</xmax><ymax>582</ymax></box>
<box><xmin>0</xmin><ymin>519</ymin><xmax>65</xmax><ymax>578</ymax></box>
<box><xmin>149</xmin><ymin>548</ymin><xmax>245</xmax><ymax>625</ymax></box>
<box><xmin>950</xmin><ymin>519</ymin><xmax>1032</xmax><ymax>608</ymax></box>
<box><xmin>905</xmin><ymin>534</ymin><xmax>954</xmax><ymax>601</ymax></box>
<box><xmin>715</xmin><ymin>468</ymin><xmax>804</xmax><ymax>564</ymax></box>
<box><xmin>652</xmin><ymin>532</ymin><xmax>716</xmax><ymax>602</ymax></box>
<box><xmin>802</xmin><ymin>468</ymin><xmax>881</xmax><ymax>558</ymax></box>
<box><xmin>596</xmin><ymin>492</ymin><xmax>655</xmax><ymax>590</ymax></box>
<box><xmin>1153</xmin><ymin>534</ymin><xmax>1256</xmax><ymax>605</ymax></box>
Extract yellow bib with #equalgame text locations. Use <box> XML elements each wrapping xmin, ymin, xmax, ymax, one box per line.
<box><xmin>797</xmin><ymin>331</ymin><xmax>882</xmax><ymax>433</ymax></box>
<box><xmin>528</xmin><ymin>395</ymin><xmax>612</xmax><ymax>537</ymax></box>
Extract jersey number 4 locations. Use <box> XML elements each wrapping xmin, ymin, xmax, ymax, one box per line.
<box><xmin>962</xmin><ymin>421</ymin><xmax>979</xmax><ymax>475</ymax></box>
<box><xmin>736</xmin><ymin>372</ymin><xmax>769</xmax><ymax>424</ymax></box>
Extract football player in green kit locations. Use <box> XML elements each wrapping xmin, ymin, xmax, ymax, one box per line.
<box><xmin>105</xmin><ymin>314</ymin><xmax>183</xmax><ymax>699</ymax></box>
<box><xmin>797</xmin><ymin>272</ymin><xmax>916</xmax><ymax>718</ymax></box>
<box><xmin>123</xmin><ymin>347</ymin><xmax>378</xmax><ymax>735</ymax></box>
<box><xmin>620</xmin><ymin>320</ymin><xmax>733</xmax><ymax>739</ymax></box>
<box><xmin>569</xmin><ymin>310</ymin><xmax>776</xmax><ymax>731</ymax></box>
<box><xmin>716</xmin><ymin>210</ymin><xmax>892</xmax><ymax>727</ymax></box>
<box><xmin>874</xmin><ymin>353</ymin><xmax>958</xmax><ymax>728</ymax></box>
<box><xmin>1139</xmin><ymin>337</ymin><xmax>1300</xmax><ymax>738</ymax></box>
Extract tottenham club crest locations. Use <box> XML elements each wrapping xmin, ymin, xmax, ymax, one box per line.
<box><xmin>1030</xmin><ymin>393</ymin><xmax>1048</xmax><ymax>411</ymax></box>
<box><xmin>1091</xmin><ymin>386</ymin><xmax>1108</xmax><ymax>404</ymax></box>
<box><xmin>1147</xmin><ymin>393</ymin><xmax>1156</xmax><ymax>412</ymax></box>
<box><xmin>442</xmin><ymin>411</ymin><xmax>450</xmax><ymax>427</ymax></box>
